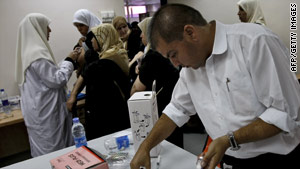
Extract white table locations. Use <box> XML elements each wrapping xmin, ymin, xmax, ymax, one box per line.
<box><xmin>2</xmin><ymin>129</ymin><xmax>198</xmax><ymax>169</ymax></box>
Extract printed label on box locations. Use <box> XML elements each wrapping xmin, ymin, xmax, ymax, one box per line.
<box><xmin>128</xmin><ymin>91</ymin><xmax>161</xmax><ymax>157</ymax></box>
<box><xmin>50</xmin><ymin>146</ymin><xmax>109</xmax><ymax>169</ymax></box>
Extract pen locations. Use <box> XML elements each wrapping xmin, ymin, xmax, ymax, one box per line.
<box><xmin>156</xmin><ymin>87</ymin><xmax>163</xmax><ymax>96</ymax></box>
<box><xmin>226</xmin><ymin>78</ymin><xmax>230</xmax><ymax>92</ymax></box>
<box><xmin>157</xmin><ymin>155</ymin><xmax>161</xmax><ymax>169</ymax></box>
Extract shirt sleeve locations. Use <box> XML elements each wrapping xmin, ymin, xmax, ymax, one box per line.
<box><xmin>163</xmin><ymin>71</ymin><xmax>197</xmax><ymax>127</ymax></box>
<box><xmin>247</xmin><ymin>34</ymin><xmax>300</xmax><ymax>134</ymax></box>
<box><xmin>31</xmin><ymin>58</ymin><xmax>74</xmax><ymax>89</ymax></box>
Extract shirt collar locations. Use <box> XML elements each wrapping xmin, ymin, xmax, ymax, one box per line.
<box><xmin>211</xmin><ymin>20</ymin><xmax>227</xmax><ymax>55</ymax></box>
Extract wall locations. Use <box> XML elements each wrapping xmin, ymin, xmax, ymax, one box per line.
<box><xmin>0</xmin><ymin>0</ymin><xmax>125</xmax><ymax>96</ymax></box>
<box><xmin>0</xmin><ymin>0</ymin><xmax>299</xmax><ymax>96</ymax></box>
<box><xmin>169</xmin><ymin>0</ymin><xmax>300</xmax><ymax>73</ymax></box>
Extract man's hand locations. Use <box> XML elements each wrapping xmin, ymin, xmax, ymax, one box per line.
<box><xmin>130</xmin><ymin>114</ymin><xmax>177</xmax><ymax>169</ymax></box>
<box><xmin>130</xmin><ymin>143</ymin><xmax>151</xmax><ymax>169</ymax></box>
<box><xmin>201</xmin><ymin>135</ymin><xmax>229</xmax><ymax>169</ymax></box>
<box><xmin>201</xmin><ymin>118</ymin><xmax>282</xmax><ymax>169</ymax></box>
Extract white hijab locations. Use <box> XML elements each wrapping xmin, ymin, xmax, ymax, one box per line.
<box><xmin>237</xmin><ymin>0</ymin><xmax>266</xmax><ymax>25</ymax></box>
<box><xmin>73</xmin><ymin>9</ymin><xmax>102</xmax><ymax>33</ymax></box>
<box><xmin>15</xmin><ymin>13</ymin><xmax>56</xmax><ymax>85</ymax></box>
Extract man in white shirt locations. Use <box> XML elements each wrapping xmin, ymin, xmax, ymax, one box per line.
<box><xmin>130</xmin><ymin>4</ymin><xmax>300</xmax><ymax>169</ymax></box>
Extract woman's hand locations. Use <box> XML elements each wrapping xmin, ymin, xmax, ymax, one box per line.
<box><xmin>68</xmin><ymin>47</ymin><xmax>81</xmax><ymax>61</ymax></box>
<box><xmin>129</xmin><ymin>51</ymin><xmax>144</xmax><ymax>68</ymax></box>
<box><xmin>78</xmin><ymin>37</ymin><xmax>86</xmax><ymax>47</ymax></box>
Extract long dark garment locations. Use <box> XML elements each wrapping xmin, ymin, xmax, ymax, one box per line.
<box><xmin>82</xmin><ymin>59</ymin><xmax>130</xmax><ymax>140</ymax></box>
<box><xmin>222</xmin><ymin>143</ymin><xmax>300</xmax><ymax>169</ymax></box>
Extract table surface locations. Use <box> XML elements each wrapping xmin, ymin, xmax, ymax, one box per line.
<box><xmin>0</xmin><ymin>99</ymin><xmax>86</xmax><ymax>128</ymax></box>
<box><xmin>2</xmin><ymin>129</ymin><xmax>198</xmax><ymax>169</ymax></box>
<box><xmin>0</xmin><ymin>109</ymin><xmax>23</xmax><ymax>128</ymax></box>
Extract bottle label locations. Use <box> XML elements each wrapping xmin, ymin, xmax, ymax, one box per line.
<box><xmin>2</xmin><ymin>100</ymin><xmax>9</xmax><ymax>106</ymax></box>
<box><xmin>74</xmin><ymin>136</ymin><xmax>87</xmax><ymax>148</ymax></box>
<box><xmin>116</xmin><ymin>135</ymin><xmax>129</xmax><ymax>150</ymax></box>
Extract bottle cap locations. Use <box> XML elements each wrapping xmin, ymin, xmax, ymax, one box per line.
<box><xmin>73</xmin><ymin>117</ymin><xmax>79</xmax><ymax>123</ymax></box>
<box><xmin>0</xmin><ymin>89</ymin><xmax>4</xmax><ymax>92</ymax></box>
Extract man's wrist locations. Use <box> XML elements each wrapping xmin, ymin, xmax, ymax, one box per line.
<box><xmin>140</xmin><ymin>139</ymin><xmax>152</xmax><ymax>152</ymax></box>
<box><xmin>221</xmin><ymin>135</ymin><xmax>231</xmax><ymax>149</ymax></box>
<box><xmin>227</xmin><ymin>131</ymin><xmax>240</xmax><ymax>151</ymax></box>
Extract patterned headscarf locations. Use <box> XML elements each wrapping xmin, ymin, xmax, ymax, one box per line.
<box><xmin>112</xmin><ymin>16</ymin><xmax>130</xmax><ymax>42</ymax></box>
<box><xmin>91</xmin><ymin>24</ymin><xmax>129</xmax><ymax>75</ymax></box>
<box><xmin>237</xmin><ymin>0</ymin><xmax>266</xmax><ymax>25</ymax></box>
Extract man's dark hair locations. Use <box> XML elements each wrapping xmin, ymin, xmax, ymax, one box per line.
<box><xmin>149</xmin><ymin>4</ymin><xmax>207</xmax><ymax>50</ymax></box>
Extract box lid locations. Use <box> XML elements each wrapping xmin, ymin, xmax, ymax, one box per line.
<box><xmin>128</xmin><ymin>91</ymin><xmax>154</xmax><ymax>101</ymax></box>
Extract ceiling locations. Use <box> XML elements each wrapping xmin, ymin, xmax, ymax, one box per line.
<box><xmin>124</xmin><ymin>0</ymin><xmax>161</xmax><ymax>6</ymax></box>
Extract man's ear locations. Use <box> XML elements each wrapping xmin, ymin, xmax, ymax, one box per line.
<box><xmin>183</xmin><ymin>25</ymin><xmax>197</xmax><ymax>41</ymax></box>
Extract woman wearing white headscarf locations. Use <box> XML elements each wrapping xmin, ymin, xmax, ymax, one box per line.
<box><xmin>15</xmin><ymin>13</ymin><xmax>79</xmax><ymax>157</ymax></box>
<box><xmin>237</xmin><ymin>0</ymin><xmax>266</xmax><ymax>25</ymax></box>
<box><xmin>70</xmin><ymin>9</ymin><xmax>102</xmax><ymax>107</ymax></box>
<box><xmin>73</xmin><ymin>9</ymin><xmax>102</xmax><ymax>51</ymax></box>
<box><xmin>73</xmin><ymin>9</ymin><xmax>102</xmax><ymax>78</ymax></box>
<box><xmin>73</xmin><ymin>9</ymin><xmax>102</xmax><ymax>52</ymax></box>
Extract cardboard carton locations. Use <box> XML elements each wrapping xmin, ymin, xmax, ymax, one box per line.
<box><xmin>50</xmin><ymin>146</ymin><xmax>108</xmax><ymax>169</ymax></box>
<box><xmin>127</xmin><ymin>91</ymin><xmax>161</xmax><ymax>157</ymax></box>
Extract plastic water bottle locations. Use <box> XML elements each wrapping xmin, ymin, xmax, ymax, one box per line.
<box><xmin>0</xmin><ymin>101</ymin><xmax>3</xmax><ymax>112</ymax></box>
<box><xmin>0</xmin><ymin>89</ymin><xmax>12</xmax><ymax>117</ymax></box>
<box><xmin>72</xmin><ymin>117</ymin><xmax>87</xmax><ymax>148</ymax></box>
<box><xmin>0</xmin><ymin>100</ymin><xmax>3</xmax><ymax>119</ymax></box>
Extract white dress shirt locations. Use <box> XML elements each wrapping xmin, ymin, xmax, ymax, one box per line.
<box><xmin>164</xmin><ymin>21</ymin><xmax>300</xmax><ymax>158</ymax></box>
<box><xmin>20</xmin><ymin>59</ymin><xmax>74</xmax><ymax>157</ymax></box>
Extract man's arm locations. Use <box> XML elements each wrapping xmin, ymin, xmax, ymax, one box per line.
<box><xmin>202</xmin><ymin>118</ymin><xmax>281</xmax><ymax>169</ymax></box>
<box><xmin>130</xmin><ymin>114</ymin><xmax>177</xmax><ymax>169</ymax></box>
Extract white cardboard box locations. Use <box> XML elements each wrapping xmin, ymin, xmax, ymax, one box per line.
<box><xmin>127</xmin><ymin>91</ymin><xmax>161</xmax><ymax>157</ymax></box>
